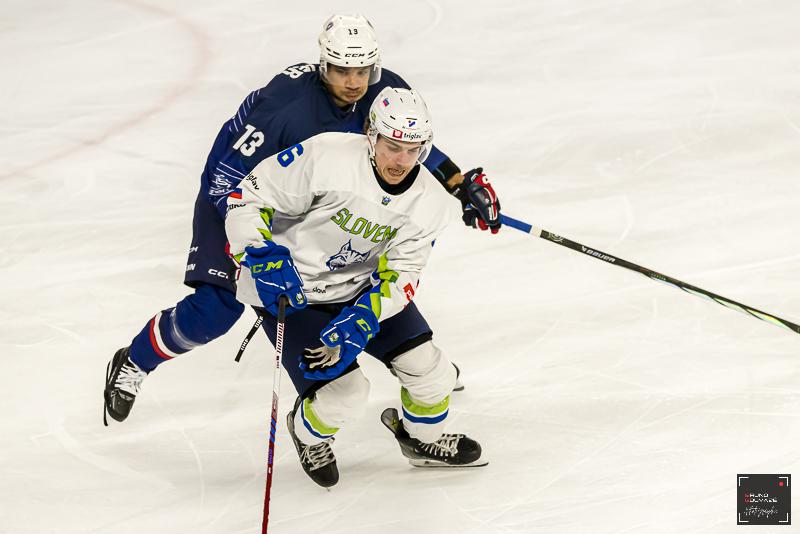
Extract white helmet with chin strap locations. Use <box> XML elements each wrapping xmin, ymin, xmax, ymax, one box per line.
<box><xmin>367</xmin><ymin>87</ymin><xmax>434</xmax><ymax>163</ymax></box>
<box><xmin>318</xmin><ymin>14</ymin><xmax>381</xmax><ymax>85</ymax></box>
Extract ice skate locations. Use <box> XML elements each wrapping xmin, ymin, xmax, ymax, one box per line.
<box><xmin>287</xmin><ymin>396</ymin><xmax>339</xmax><ymax>487</ymax></box>
<box><xmin>452</xmin><ymin>363</ymin><xmax>464</xmax><ymax>392</ymax></box>
<box><xmin>103</xmin><ymin>347</ymin><xmax>148</xmax><ymax>425</ymax></box>
<box><xmin>381</xmin><ymin>407</ymin><xmax>487</xmax><ymax>468</ymax></box>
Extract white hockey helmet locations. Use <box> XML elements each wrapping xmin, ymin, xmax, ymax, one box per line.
<box><xmin>318</xmin><ymin>14</ymin><xmax>381</xmax><ymax>85</ymax></box>
<box><xmin>367</xmin><ymin>87</ymin><xmax>434</xmax><ymax>163</ymax></box>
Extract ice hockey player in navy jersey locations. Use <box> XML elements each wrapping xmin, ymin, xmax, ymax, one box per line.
<box><xmin>227</xmin><ymin>87</ymin><xmax>487</xmax><ymax>486</ymax></box>
<box><xmin>103</xmin><ymin>14</ymin><xmax>501</xmax><ymax>425</ymax></box>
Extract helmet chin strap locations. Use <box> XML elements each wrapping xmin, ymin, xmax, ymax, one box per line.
<box><xmin>367</xmin><ymin>126</ymin><xmax>378</xmax><ymax>160</ymax></box>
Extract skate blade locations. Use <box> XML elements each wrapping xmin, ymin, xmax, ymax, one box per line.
<box><xmin>408</xmin><ymin>458</ymin><xmax>489</xmax><ymax>468</ymax></box>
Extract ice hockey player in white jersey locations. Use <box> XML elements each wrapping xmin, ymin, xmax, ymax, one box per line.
<box><xmin>226</xmin><ymin>87</ymin><xmax>487</xmax><ymax>487</ymax></box>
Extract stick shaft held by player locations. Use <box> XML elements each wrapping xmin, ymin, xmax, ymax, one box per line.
<box><xmin>501</xmin><ymin>214</ymin><xmax>800</xmax><ymax>334</ymax></box>
<box><xmin>262</xmin><ymin>296</ymin><xmax>288</xmax><ymax>534</ymax></box>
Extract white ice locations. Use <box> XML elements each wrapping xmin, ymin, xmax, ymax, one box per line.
<box><xmin>3</xmin><ymin>1</ymin><xmax>800</xmax><ymax>532</ymax></box>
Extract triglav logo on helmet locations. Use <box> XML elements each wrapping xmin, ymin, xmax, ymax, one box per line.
<box><xmin>326</xmin><ymin>240</ymin><xmax>371</xmax><ymax>272</ymax></box>
<box><xmin>391</xmin><ymin>129</ymin><xmax>425</xmax><ymax>141</ymax></box>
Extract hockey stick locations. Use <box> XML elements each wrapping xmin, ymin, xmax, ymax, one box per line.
<box><xmin>235</xmin><ymin>313</ymin><xmax>263</xmax><ymax>362</ymax></box>
<box><xmin>500</xmin><ymin>214</ymin><xmax>800</xmax><ymax>335</ymax></box>
<box><xmin>262</xmin><ymin>296</ymin><xmax>288</xmax><ymax>534</ymax></box>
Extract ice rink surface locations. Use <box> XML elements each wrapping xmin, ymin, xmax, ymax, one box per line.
<box><xmin>3</xmin><ymin>0</ymin><xmax>800</xmax><ymax>532</ymax></box>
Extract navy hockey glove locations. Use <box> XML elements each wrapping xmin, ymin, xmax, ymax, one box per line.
<box><xmin>300</xmin><ymin>304</ymin><xmax>379</xmax><ymax>380</ymax></box>
<box><xmin>241</xmin><ymin>241</ymin><xmax>307</xmax><ymax>316</ymax></box>
<box><xmin>458</xmin><ymin>167</ymin><xmax>501</xmax><ymax>234</ymax></box>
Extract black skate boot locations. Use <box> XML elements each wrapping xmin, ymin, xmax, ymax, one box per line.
<box><xmin>286</xmin><ymin>396</ymin><xmax>339</xmax><ymax>488</ymax></box>
<box><xmin>103</xmin><ymin>347</ymin><xmax>148</xmax><ymax>425</ymax></box>
<box><xmin>452</xmin><ymin>363</ymin><xmax>464</xmax><ymax>392</ymax></box>
<box><xmin>381</xmin><ymin>408</ymin><xmax>487</xmax><ymax>467</ymax></box>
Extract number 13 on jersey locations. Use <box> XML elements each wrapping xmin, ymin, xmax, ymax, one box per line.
<box><xmin>232</xmin><ymin>124</ymin><xmax>264</xmax><ymax>156</ymax></box>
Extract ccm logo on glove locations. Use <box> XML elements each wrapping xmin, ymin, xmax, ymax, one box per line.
<box><xmin>251</xmin><ymin>260</ymin><xmax>284</xmax><ymax>273</ymax></box>
<box><xmin>241</xmin><ymin>241</ymin><xmax>307</xmax><ymax>316</ymax></box>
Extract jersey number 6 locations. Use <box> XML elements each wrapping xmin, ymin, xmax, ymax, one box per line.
<box><xmin>277</xmin><ymin>143</ymin><xmax>304</xmax><ymax>168</ymax></box>
<box><xmin>232</xmin><ymin>124</ymin><xmax>264</xmax><ymax>157</ymax></box>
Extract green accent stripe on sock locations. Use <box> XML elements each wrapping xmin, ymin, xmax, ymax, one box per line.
<box><xmin>400</xmin><ymin>387</ymin><xmax>449</xmax><ymax>417</ymax></box>
<box><xmin>303</xmin><ymin>398</ymin><xmax>339</xmax><ymax>436</ymax></box>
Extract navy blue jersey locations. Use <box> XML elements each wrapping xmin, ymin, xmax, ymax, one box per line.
<box><xmin>201</xmin><ymin>63</ymin><xmax>452</xmax><ymax>216</ymax></box>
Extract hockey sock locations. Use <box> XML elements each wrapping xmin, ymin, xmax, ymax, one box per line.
<box><xmin>295</xmin><ymin>397</ymin><xmax>338</xmax><ymax>445</ymax></box>
<box><xmin>400</xmin><ymin>387</ymin><xmax>450</xmax><ymax>443</ymax></box>
<box><xmin>129</xmin><ymin>284</ymin><xmax>244</xmax><ymax>371</ymax></box>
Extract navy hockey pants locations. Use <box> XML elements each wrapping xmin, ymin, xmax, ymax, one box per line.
<box><xmin>257</xmin><ymin>301</ymin><xmax>433</xmax><ymax>399</ymax></box>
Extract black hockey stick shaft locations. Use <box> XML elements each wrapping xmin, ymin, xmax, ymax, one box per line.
<box><xmin>500</xmin><ymin>214</ymin><xmax>800</xmax><ymax>335</ymax></box>
<box><xmin>262</xmin><ymin>296</ymin><xmax>287</xmax><ymax>534</ymax></box>
<box><xmin>235</xmin><ymin>312</ymin><xmax>264</xmax><ymax>362</ymax></box>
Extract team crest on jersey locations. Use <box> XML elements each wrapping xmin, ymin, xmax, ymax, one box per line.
<box><xmin>326</xmin><ymin>240</ymin><xmax>371</xmax><ymax>272</ymax></box>
<box><xmin>381</xmin><ymin>196</ymin><xmax>391</xmax><ymax>205</ymax></box>
<box><xmin>209</xmin><ymin>174</ymin><xmax>233</xmax><ymax>196</ymax></box>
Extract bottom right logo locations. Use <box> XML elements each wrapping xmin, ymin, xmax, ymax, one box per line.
<box><xmin>738</xmin><ymin>474</ymin><xmax>791</xmax><ymax>525</ymax></box>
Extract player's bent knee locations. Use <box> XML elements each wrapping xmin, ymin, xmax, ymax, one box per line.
<box><xmin>195</xmin><ymin>283</ymin><xmax>245</xmax><ymax>318</ymax></box>
<box><xmin>309</xmin><ymin>369</ymin><xmax>371</xmax><ymax>428</ymax></box>
<box><xmin>391</xmin><ymin>340</ymin><xmax>456</xmax><ymax>405</ymax></box>
<box><xmin>175</xmin><ymin>284</ymin><xmax>245</xmax><ymax>344</ymax></box>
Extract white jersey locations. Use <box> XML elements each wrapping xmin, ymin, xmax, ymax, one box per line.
<box><xmin>225</xmin><ymin>132</ymin><xmax>460</xmax><ymax>321</ymax></box>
